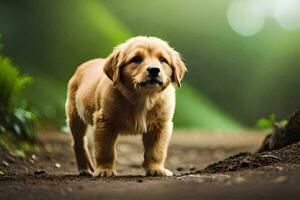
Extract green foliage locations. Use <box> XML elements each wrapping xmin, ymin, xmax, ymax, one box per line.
<box><xmin>256</xmin><ymin>113</ymin><xmax>288</xmax><ymax>129</ymax></box>
<box><xmin>0</xmin><ymin>57</ymin><xmax>32</xmax><ymax>110</ymax></box>
<box><xmin>0</xmin><ymin>37</ymin><xmax>37</xmax><ymax>141</ymax></box>
<box><xmin>0</xmin><ymin>108</ymin><xmax>37</xmax><ymax>140</ymax></box>
<box><xmin>0</xmin><ymin>169</ymin><xmax>4</xmax><ymax>176</ymax></box>
<box><xmin>0</xmin><ymin>134</ymin><xmax>40</xmax><ymax>157</ymax></box>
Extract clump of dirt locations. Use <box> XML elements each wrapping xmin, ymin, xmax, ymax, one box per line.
<box><xmin>190</xmin><ymin>111</ymin><xmax>300</xmax><ymax>174</ymax></box>
<box><xmin>193</xmin><ymin>142</ymin><xmax>300</xmax><ymax>174</ymax></box>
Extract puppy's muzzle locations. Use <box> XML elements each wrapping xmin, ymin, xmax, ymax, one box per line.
<box><xmin>137</xmin><ymin>66</ymin><xmax>163</xmax><ymax>88</ymax></box>
<box><xmin>147</xmin><ymin>66</ymin><xmax>160</xmax><ymax>77</ymax></box>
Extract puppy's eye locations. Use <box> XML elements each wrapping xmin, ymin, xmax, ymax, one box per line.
<box><xmin>159</xmin><ymin>56</ymin><xmax>168</xmax><ymax>64</ymax></box>
<box><xmin>130</xmin><ymin>56</ymin><xmax>143</xmax><ymax>64</ymax></box>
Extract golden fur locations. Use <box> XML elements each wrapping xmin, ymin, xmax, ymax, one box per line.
<box><xmin>66</xmin><ymin>36</ymin><xmax>187</xmax><ymax>177</ymax></box>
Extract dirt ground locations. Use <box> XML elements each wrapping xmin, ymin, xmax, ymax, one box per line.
<box><xmin>0</xmin><ymin>130</ymin><xmax>300</xmax><ymax>200</ymax></box>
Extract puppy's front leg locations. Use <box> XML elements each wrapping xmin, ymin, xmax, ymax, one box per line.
<box><xmin>143</xmin><ymin>122</ymin><xmax>173</xmax><ymax>176</ymax></box>
<box><xmin>93</xmin><ymin>112</ymin><xmax>118</xmax><ymax>177</ymax></box>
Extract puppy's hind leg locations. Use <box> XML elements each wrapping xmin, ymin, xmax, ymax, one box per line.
<box><xmin>66</xmin><ymin>98</ymin><xmax>94</xmax><ymax>175</ymax></box>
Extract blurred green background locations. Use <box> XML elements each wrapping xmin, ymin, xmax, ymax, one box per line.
<box><xmin>0</xmin><ymin>0</ymin><xmax>299</xmax><ymax>131</ymax></box>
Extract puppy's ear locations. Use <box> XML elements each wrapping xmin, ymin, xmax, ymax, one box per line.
<box><xmin>104</xmin><ymin>48</ymin><xmax>123</xmax><ymax>86</ymax></box>
<box><xmin>171</xmin><ymin>51</ymin><xmax>187</xmax><ymax>87</ymax></box>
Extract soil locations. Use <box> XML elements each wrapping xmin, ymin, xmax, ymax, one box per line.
<box><xmin>0</xmin><ymin>130</ymin><xmax>300</xmax><ymax>200</ymax></box>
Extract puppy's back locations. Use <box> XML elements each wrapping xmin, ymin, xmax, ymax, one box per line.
<box><xmin>67</xmin><ymin>58</ymin><xmax>106</xmax><ymax>124</ymax></box>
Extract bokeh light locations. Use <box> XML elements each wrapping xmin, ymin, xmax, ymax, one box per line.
<box><xmin>227</xmin><ymin>0</ymin><xmax>265</xmax><ymax>37</ymax></box>
<box><xmin>227</xmin><ymin>0</ymin><xmax>300</xmax><ymax>36</ymax></box>
<box><xmin>274</xmin><ymin>0</ymin><xmax>300</xmax><ymax>31</ymax></box>
<box><xmin>252</xmin><ymin>0</ymin><xmax>277</xmax><ymax>17</ymax></box>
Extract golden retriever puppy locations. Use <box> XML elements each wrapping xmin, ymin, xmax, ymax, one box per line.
<box><xmin>66</xmin><ymin>36</ymin><xmax>187</xmax><ymax>177</ymax></box>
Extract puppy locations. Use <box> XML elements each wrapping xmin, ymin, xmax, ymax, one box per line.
<box><xmin>66</xmin><ymin>36</ymin><xmax>187</xmax><ymax>177</ymax></box>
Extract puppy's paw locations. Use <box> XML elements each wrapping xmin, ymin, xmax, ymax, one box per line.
<box><xmin>93</xmin><ymin>168</ymin><xmax>117</xmax><ymax>177</ymax></box>
<box><xmin>79</xmin><ymin>169</ymin><xmax>93</xmax><ymax>176</ymax></box>
<box><xmin>146</xmin><ymin>168</ymin><xmax>173</xmax><ymax>177</ymax></box>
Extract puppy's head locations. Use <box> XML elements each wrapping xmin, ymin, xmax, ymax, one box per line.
<box><xmin>104</xmin><ymin>36</ymin><xmax>187</xmax><ymax>94</ymax></box>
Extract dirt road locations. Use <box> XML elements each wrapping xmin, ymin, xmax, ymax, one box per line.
<box><xmin>0</xmin><ymin>130</ymin><xmax>299</xmax><ymax>200</ymax></box>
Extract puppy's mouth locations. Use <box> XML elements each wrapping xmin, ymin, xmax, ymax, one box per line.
<box><xmin>135</xmin><ymin>78</ymin><xmax>163</xmax><ymax>90</ymax></box>
<box><xmin>140</xmin><ymin>78</ymin><xmax>163</xmax><ymax>86</ymax></box>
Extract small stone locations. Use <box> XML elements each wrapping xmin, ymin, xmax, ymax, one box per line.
<box><xmin>176</xmin><ymin>167</ymin><xmax>185</xmax><ymax>171</ymax></box>
<box><xmin>273</xmin><ymin>176</ymin><xmax>288</xmax><ymax>184</ymax></box>
<box><xmin>31</xmin><ymin>154</ymin><xmax>37</xmax><ymax>160</ymax></box>
<box><xmin>34</xmin><ymin>169</ymin><xmax>46</xmax><ymax>175</ymax></box>
<box><xmin>55</xmin><ymin>163</ymin><xmax>61</xmax><ymax>168</ymax></box>
<box><xmin>137</xmin><ymin>179</ymin><xmax>144</xmax><ymax>183</ymax></box>
<box><xmin>2</xmin><ymin>160</ymin><xmax>9</xmax><ymax>167</ymax></box>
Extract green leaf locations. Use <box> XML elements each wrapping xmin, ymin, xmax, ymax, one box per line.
<box><xmin>14</xmin><ymin>149</ymin><xmax>26</xmax><ymax>158</ymax></box>
<box><xmin>256</xmin><ymin>113</ymin><xmax>287</xmax><ymax>129</ymax></box>
<box><xmin>257</xmin><ymin>118</ymin><xmax>272</xmax><ymax>129</ymax></box>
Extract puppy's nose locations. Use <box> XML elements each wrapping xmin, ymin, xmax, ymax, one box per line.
<box><xmin>147</xmin><ymin>66</ymin><xmax>160</xmax><ymax>76</ymax></box>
